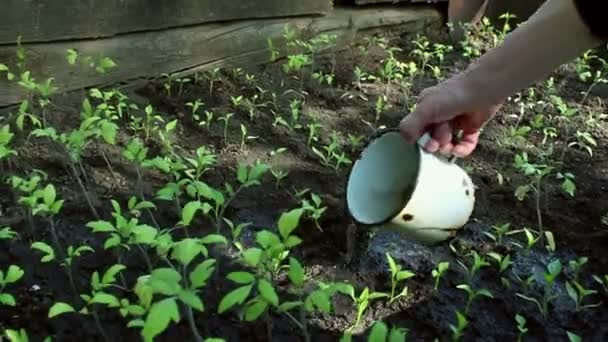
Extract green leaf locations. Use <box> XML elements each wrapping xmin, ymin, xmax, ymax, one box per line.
<box><xmin>396</xmin><ymin>270</ymin><xmax>415</xmax><ymax>281</ymax></box>
<box><xmin>148</xmin><ymin>268</ymin><xmax>182</xmax><ymax>296</ymax></box>
<box><xmin>566</xmin><ymin>331</ymin><xmax>582</xmax><ymax>342</ymax></box>
<box><xmin>4</xmin><ymin>328</ymin><xmax>28</xmax><ymax>342</ymax></box>
<box><xmin>189</xmin><ymin>259</ymin><xmax>216</xmax><ymax>289</ymax></box>
<box><xmin>0</xmin><ymin>293</ymin><xmax>16</xmax><ymax>306</ymax></box>
<box><xmin>142</xmin><ymin>298</ymin><xmax>180</xmax><ymax>341</ymax></box>
<box><xmin>237</xmin><ymin>164</ymin><xmax>248</xmax><ymax>184</ymax></box>
<box><xmin>43</xmin><ymin>184</ymin><xmax>56</xmax><ymax>208</ymax></box>
<box><xmin>256</xmin><ymin>230</ymin><xmax>281</xmax><ymax>249</ymax></box>
<box><xmin>181</xmin><ymin>201</ymin><xmax>202</xmax><ymax>226</ymax></box>
<box><xmin>171</xmin><ymin>238</ymin><xmax>203</xmax><ymax>266</ymax></box>
<box><xmin>386</xmin><ymin>252</ymin><xmax>399</xmax><ymax>276</ymax></box>
<box><xmin>66</xmin><ymin>49</ymin><xmax>78</xmax><ymax>65</ymax></box>
<box><xmin>388</xmin><ymin>326</ymin><xmax>408</xmax><ymax>342</ymax></box>
<box><xmin>288</xmin><ymin>257</ymin><xmax>305</xmax><ymax>286</ymax></box>
<box><xmin>178</xmin><ymin>290</ymin><xmax>204</xmax><ymax>311</ymax></box>
<box><xmin>5</xmin><ymin>265</ymin><xmax>24</xmax><ymax>283</ymax></box>
<box><xmin>200</xmin><ymin>234</ymin><xmax>228</xmax><ymax>245</ymax></box>
<box><xmin>226</xmin><ymin>271</ymin><xmax>255</xmax><ymax>285</ymax></box>
<box><xmin>306</xmin><ymin>290</ymin><xmax>331</xmax><ymax>313</ymax></box>
<box><xmin>285</xmin><ymin>235</ymin><xmax>302</xmax><ymax>248</ymax></box>
<box><xmin>278</xmin><ymin>208</ymin><xmax>304</xmax><ymax>240</ymax></box>
<box><xmin>258</xmin><ymin>279</ymin><xmax>279</xmax><ymax>306</ymax></box>
<box><xmin>242</xmin><ymin>248</ymin><xmax>262</xmax><ymax>267</ymax></box>
<box><xmin>91</xmin><ymin>292</ymin><xmax>120</xmax><ymax>307</ymax></box>
<box><xmin>48</xmin><ymin>302</ymin><xmax>76</xmax><ymax>318</ymax></box>
<box><xmin>477</xmin><ymin>289</ymin><xmax>494</xmax><ymax>298</ymax></box>
<box><xmin>204</xmin><ymin>339</ymin><xmax>226</xmax><ymax>342</ymax></box>
<box><xmin>244</xmin><ymin>299</ymin><xmax>268</xmax><ymax>321</ymax></box>
<box><xmin>101</xmin><ymin>121</ymin><xmax>118</xmax><ymax>145</ymax></box>
<box><xmin>278</xmin><ymin>301</ymin><xmax>303</xmax><ymax>312</ymax></box>
<box><xmin>368</xmin><ymin>321</ymin><xmax>388</xmax><ymax>342</ymax></box>
<box><xmin>102</xmin><ymin>264</ymin><xmax>126</xmax><ymax>285</ymax></box>
<box><xmin>31</xmin><ymin>242</ymin><xmax>55</xmax><ymax>262</ymax></box>
<box><xmin>218</xmin><ymin>285</ymin><xmax>253</xmax><ymax>314</ymax></box>
<box><xmin>133</xmin><ymin>225</ymin><xmax>158</xmax><ymax>244</ymax></box>
<box><xmin>87</xmin><ymin>220</ymin><xmax>116</xmax><ymax>233</ymax></box>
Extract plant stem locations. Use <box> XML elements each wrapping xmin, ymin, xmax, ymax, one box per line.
<box><xmin>214</xmin><ymin>187</ymin><xmax>243</xmax><ymax>234</ymax></box>
<box><xmin>182</xmin><ymin>266</ymin><xmax>204</xmax><ymax>342</ymax></box>
<box><xmin>284</xmin><ymin>309</ymin><xmax>310</xmax><ymax>342</ymax></box>
<box><xmin>68</xmin><ymin>161</ymin><xmax>100</xmax><ymax>219</ymax></box>
<box><xmin>136</xmin><ymin>165</ymin><xmax>160</xmax><ymax>229</ymax></box>
<box><xmin>91</xmin><ymin>307</ymin><xmax>112</xmax><ymax>342</ymax></box>
<box><xmin>535</xmin><ymin>178</ymin><xmax>544</xmax><ymax>239</ymax></box>
<box><xmin>136</xmin><ymin>245</ymin><xmax>153</xmax><ymax>272</ymax></box>
<box><xmin>78</xmin><ymin>160</ymin><xmax>90</xmax><ymax>186</ymax></box>
<box><xmin>100</xmin><ymin>149</ymin><xmax>120</xmax><ymax>186</ymax></box>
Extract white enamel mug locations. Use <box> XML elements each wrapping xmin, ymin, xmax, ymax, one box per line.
<box><xmin>346</xmin><ymin>129</ymin><xmax>476</xmax><ymax>245</ymax></box>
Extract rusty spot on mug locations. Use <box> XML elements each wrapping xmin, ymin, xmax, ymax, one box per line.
<box><xmin>402</xmin><ymin>214</ymin><xmax>414</xmax><ymax>222</ymax></box>
<box><xmin>462</xmin><ymin>177</ymin><xmax>469</xmax><ymax>187</ymax></box>
<box><xmin>465</xmin><ymin>189</ymin><xmax>470</xmax><ymax>196</ymax></box>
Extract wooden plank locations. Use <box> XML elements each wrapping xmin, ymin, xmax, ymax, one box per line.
<box><xmin>0</xmin><ymin>0</ymin><xmax>332</xmax><ymax>45</ymax></box>
<box><xmin>354</xmin><ymin>0</ymin><xmax>446</xmax><ymax>5</ymax></box>
<box><xmin>0</xmin><ymin>7</ymin><xmax>442</xmax><ymax>106</ymax></box>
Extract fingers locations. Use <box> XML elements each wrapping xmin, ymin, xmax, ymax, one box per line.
<box><xmin>399</xmin><ymin>110</ymin><xmax>427</xmax><ymax>144</ymax></box>
<box><xmin>451</xmin><ymin>131</ymin><xmax>480</xmax><ymax>157</ymax></box>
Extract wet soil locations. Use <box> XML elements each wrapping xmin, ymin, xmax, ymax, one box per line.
<box><xmin>1</xmin><ymin>27</ymin><xmax>607</xmax><ymax>342</ymax></box>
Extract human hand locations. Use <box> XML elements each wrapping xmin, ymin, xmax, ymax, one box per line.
<box><xmin>399</xmin><ymin>75</ymin><xmax>503</xmax><ymax>157</ymax></box>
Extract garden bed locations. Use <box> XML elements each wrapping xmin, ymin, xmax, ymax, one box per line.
<box><xmin>0</xmin><ymin>19</ymin><xmax>607</xmax><ymax>342</ymax></box>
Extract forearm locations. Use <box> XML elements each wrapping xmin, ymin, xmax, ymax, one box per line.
<box><xmin>461</xmin><ymin>0</ymin><xmax>603</xmax><ymax>104</ymax></box>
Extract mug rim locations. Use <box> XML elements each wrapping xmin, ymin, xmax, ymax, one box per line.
<box><xmin>345</xmin><ymin>128</ymin><xmax>422</xmax><ymax>227</ymax></box>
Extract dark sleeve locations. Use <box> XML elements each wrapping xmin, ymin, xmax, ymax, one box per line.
<box><xmin>573</xmin><ymin>0</ymin><xmax>608</xmax><ymax>40</ymax></box>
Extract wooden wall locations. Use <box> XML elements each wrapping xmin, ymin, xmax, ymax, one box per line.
<box><xmin>0</xmin><ymin>0</ymin><xmax>444</xmax><ymax>106</ymax></box>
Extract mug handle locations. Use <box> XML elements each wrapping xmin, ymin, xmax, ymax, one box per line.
<box><xmin>416</xmin><ymin>130</ymin><xmax>463</xmax><ymax>164</ymax></box>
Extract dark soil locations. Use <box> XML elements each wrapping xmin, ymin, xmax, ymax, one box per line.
<box><xmin>1</xmin><ymin>25</ymin><xmax>607</xmax><ymax>342</ymax></box>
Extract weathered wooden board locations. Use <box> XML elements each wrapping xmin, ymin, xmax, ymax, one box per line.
<box><xmin>0</xmin><ymin>7</ymin><xmax>441</xmax><ymax>106</ymax></box>
<box><xmin>354</xmin><ymin>0</ymin><xmax>446</xmax><ymax>5</ymax></box>
<box><xmin>0</xmin><ymin>0</ymin><xmax>332</xmax><ymax>45</ymax></box>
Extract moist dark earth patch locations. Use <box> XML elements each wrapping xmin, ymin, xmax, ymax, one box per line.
<box><xmin>1</xmin><ymin>26</ymin><xmax>608</xmax><ymax>342</ymax></box>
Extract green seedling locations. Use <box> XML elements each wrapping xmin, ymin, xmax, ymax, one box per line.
<box><xmin>205</xmin><ymin>68</ymin><xmax>221</xmax><ymax>96</ymax></box>
<box><xmin>186</xmin><ymin>100</ymin><xmax>204</xmax><ymax>123</ymax></box>
<box><xmin>239</xmin><ymin>124</ymin><xmax>257</xmax><ymax>150</ymax></box>
<box><xmin>0</xmin><ymin>124</ymin><xmax>17</xmax><ymax>161</ymax></box>
<box><xmin>218</xmin><ymin>113</ymin><xmax>234</xmax><ymax>144</ymax></box>
<box><xmin>307</xmin><ymin>122</ymin><xmax>322</xmax><ymax>146</ymax></box>
<box><xmin>217</xmin><ymin>209</ymin><xmax>307</xmax><ymax>339</ymax></box>
<box><xmin>569</xmin><ymin>257</ymin><xmax>588</xmax><ymax>282</ymax></box>
<box><xmin>456</xmin><ymin>283</ymin><xmax>493</xmax><ymax>315</ymax></box>
<box><xmin>565</xmin><ymin>281</ymin><xmax>600</xmax><ymax>312</ymax></box>
<box><xmin>296</xmin><ymin>190</ymin><xmax>327</xmax><ymax>231</ymax></box>
<box><xmin>128</xmin><ymin>233</ymin><xmax>225</xmax><ymax>342</ymax></box>
<box><xmin>566</xmin><ymin>331</ymin><xmax>582</xmax><ymax>342</ymax></box>
<box><xmin>347</xmin><ymin>134</ymin><xmax>364</xmax><ymax>153</ymax></box>
<box><xmin>432</xmin><ymin>261</ymin><xmax>450</xmax><ymax>290</ymax></box>
<box><xmin>458</xmin><ymin>251</ymin><xmax>490</xmax><ymax>284</ymax></box>
<box><xmin>592</xmin><ymin>274</ymin><xmax>608</xmax><ymax>295</ymax></box>
<box><xmin>0</xmin><ymin>226</ymin><xmax>17</xmax><ymax>240</ymax></box>
<box><xmin>312</xmin><ymin>132</ymin><xmax>352</xmax><ymax>173</ymax></box>
<box><xmin>385</xmin><ymin>253</ymin><xmax>415</xmax><ymax>304</ymax></box>
<box><xmin>0</xmin><ymin>265</ymin><xmax>24</xmax><ymax>306</ymax></box>
<box><xmin>346</xmin><ymin>286</ymin><xmax>389</xmax><ymax>332</ymax></box>
<box><xmin>487</xmin><ymin>252</ymin><xmax>512</xmax><ymax>288</ymax></box>
<box><xmin>516</xmin><ymin>259</ymin><xmax>562</xmax><ymax>319</ymax></box>
<box><xmin>270</xmin><ymin>168</ymin><xmax>289</xmax><ymax>188</ymax></box>
<box><xmin>222</xmin><ymin>218</ymin><xmax>251</xmax><ymax>252</ymax></box>
<box><xmin>87</xmin><ymin>198</ymin><xmax>158</xmax><ymax>271</ymax></box>
<box><xmin>515</xmin><ymin>314</ymin><xmax>528</xmax><ymax>342</ymax></box>
<box><xmin>342</xmin><ymin>321</ymin><xmax>408</xmax><ymax>342</ymax></box>
<box><xmin>449</xmin><ymin>310</ymin><xmax>468</xmax><ymax>342</ymax></box>
<box><xmin>484</xmin><ymin>223</ymin><xmax>512</xmax><ymax>245</ymax></box>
